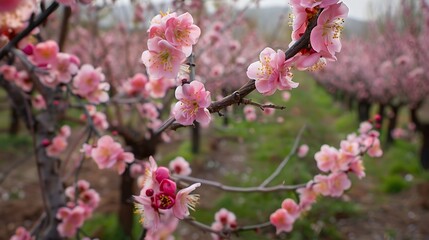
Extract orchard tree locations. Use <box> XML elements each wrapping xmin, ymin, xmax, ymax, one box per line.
<box><xmin>0</xmin><ymin>0</ymin><xmax>384</xmax><ymax>239</ymax></box>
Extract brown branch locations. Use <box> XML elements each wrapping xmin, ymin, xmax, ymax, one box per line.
<box><xmin>0</xmin><ymin>2</ymin><xmax>60</xmax><ymax>60</ymax></box>
<box><xmin>241</xmin><ymin>98</ymin><xmax>286</xmax><ymax>111</ymax></box>
<box><xmin>173</xmin><ymin>174</ymin><xmax>305</xmax><ymax>193</ymax></box>
<box><xmin>155</xmin><ymin>10</ymin><xmax>320</xmax><ymax>134</ymax></box>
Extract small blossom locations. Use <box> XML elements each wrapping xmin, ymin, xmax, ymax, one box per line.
<box><xmin>141</xmin><ymin>37</ymin><xmax>186</xmax><ymax>79</ymax></box>
<box><xmin>270</xmin><ymin>208</ymin><xmax>294</xmax><ymax>234</ymax></box>
<box><xmin>172</xmin><ymin>81</ymin><xmax>212</xmax><ymax>126</ymax></box>
<box><xmin>169</xmin><ymin>156</ymin><xmax>192</xmax><ymax>176</ymax></box>
<box><xmin>297</xmin><ymin>144</ymin><xmax>309</xmax><ymax>158</ymax></box>
<box><xmin>9</xmin><ymin>226</ymin><xmax>33</xmax><ymax>240</ymax></box>
<box><xmin>247</xmin><ymin>47</ymin><xmax>298</xmax><ymax>95</ymax></box>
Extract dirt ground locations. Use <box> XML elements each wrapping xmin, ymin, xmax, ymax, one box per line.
<box><xmin>1</xmin><ymin>136</ymin><xmax>429</xmax><ymax>239</ymax></box>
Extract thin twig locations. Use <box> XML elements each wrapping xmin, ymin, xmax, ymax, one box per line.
<box><xmin>173</xmin><ymin>175</ymin><xmax>305</xmax><ymax>193</ymax></box>
<box><xmin>154</xmin><ymin>10</ymin><xmax>321</xmax><ymax>134</ymax></box>
<box><xmin>0</xmin><ymin>2</ymin><xmax>60</xmax><ymax>60</ymax></box>
<box><xmin>260</xmin><ymin>125</ymin><xmax>306</xmax><ymax>187</ymax></box>
<box><xmin>241</xmin><ymin>98</ymin><xmax>286</xmax><ymax>111</ymax></box>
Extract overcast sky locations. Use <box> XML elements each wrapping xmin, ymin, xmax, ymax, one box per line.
<box><xmin>235</xmin><ymin>0</ymin><xmax>401</xmax><ymax>20</ymax></box>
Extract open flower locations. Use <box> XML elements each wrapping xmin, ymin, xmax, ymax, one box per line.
<box><xmin>310</xmin><ymin>3</ymin><xmax>349</xmax><ymax>57</ymax></box>
<box><xmin>172</xmin><ymin>81</ymin><xmax>212</xmax><ymax>126</ymax></box>
<box><xmin>172</xmin><ymin>183</ymin><xmax>201</xmax><ymax>219</ymax></box>
<box><xmin>247</xmin><ymin>47</ymin><xmax>298</xmax><ymax>95</ymax></box>
<box><xmin>141</xmin><ymin>37</ymin><xmax>186</xmax><ymax>79</ymax></box>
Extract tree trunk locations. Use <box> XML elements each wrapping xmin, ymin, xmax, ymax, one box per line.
<box><xmin>377</xmin><ymin>104</ymin><xmax>386</xmax><ymax>134</ymax></box>
<box><xmin>35</xmin><ymin>112</ymin><xmax>66</xmax><ymax>239</ymax></box>
<box><xmin>9</xmin><ymin>105</ymin><xmax>20</xmax><ymax>135</ymax></box>
<box><xmin>386</xmin><ymin>105</ymin><xmax>400</xmax><ymax>145</ymax></box>
<box><xmin>420</xmin><ymin>124</ymin><xmax>429</xmax><ymax>170</ymax></box>
<box><xmin>357</xmin><ymin>100</ymin><xmax>371</xmax><ymax>122</ymax></box>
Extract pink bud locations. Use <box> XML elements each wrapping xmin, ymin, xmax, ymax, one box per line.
<box><xmin>53</xmin><ymin>100</ymin><xmax>60</xmax><ymax>106</ymax></box>
<box><xmin>155</xmin><ymin>167</ymin><xmax>170</xmax><ymax>183</ymax></box>
<box><xmin>42</xmin><ymin>139</ymin><xmax>51</xmax><ymax>147</ymax></box>
<box><xmin>22</xmin><ymin>44</ymin><xmax>34</xmax><ymax>55</ymax></box>
<box><xmin>145</xmin><ymin>189</ymin><xmax>154</xmax><ymax>197</ymax></box>
<box><xmin>112</xmin><ymin>130</ymin><xmax>118</xmax><ymax>136</ymax></box>
<box><xmin>160</xmin><ymin>179</ymin><xmax>177</xmax><ymax>195</ymax></box>
<box><xmin>374</xmin><ymin>114</ymin><xmax>381</xmax><ymax>122</ymax></box>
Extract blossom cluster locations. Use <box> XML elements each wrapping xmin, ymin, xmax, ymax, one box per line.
<box><xmin>141</xmin><ymin>11</ymin><xmax>200</xmax><ymax>79</ymax></box>
<box><xmin>9</xmin><ymin>227</ymin><xmax>33</xmax><ymax>240</ymax></box>
<box><xmin>45</xmin><ymin>125</ymin><xmax>71</xmax><ymax>157</ymax></box>
<box><xmin>210</xmin><ymin>208</ymin><xmax>238</xmax><ymax>240</ymax></box>
<box><xmin>134</xmin><ymin>156</ymin><xmax>201</xmax><ymax>230</ymax></box>
<box><xmin>246</xmin><ymin>0</ymin><xmax>348</xmax><ymax>96</ymax></box>
<box><xmin>85</xmin><ymin>135</ymin><xmax>135</xmax><ymax>175</ymax></box>
<box><xmin>57</xmin><ymin>180</ymin><xmax>100</xmax><ymax>237</ymax></box>
<box><xmin>0</xmin><ymin>65</ymin><xmax>31</xmax><ymax>91</ymax></box>
<box><xmin>290</xmin><ymin>0</ymin><xmax>349</xmax><ymax>70</ymax></box>
<box><xmin>80</xmin><ymin>105</ymin><xmax>109</xmax><ymax>130</ymax></box>
<box><xmin>270</xmin><ymin>122</ymin><xmax>383</xmax><ymax>234</ymax></box>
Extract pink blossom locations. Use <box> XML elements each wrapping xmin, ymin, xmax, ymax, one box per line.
<box><xmin>214</xmin><ymin>208</ymin><xmax>237</xmax><ymax>227</ymax></box>
<box><xmin>244</xmin><ymin>105</ymin><xmax>257</xmax><ymax>122</ymax></box>
<box><xmin>281</xmin><ymin>199</ymin><xmax>301</xmax><ymax>220</ymax></box>
<box><xmin>0</xmin><ymin>0</ymin><xmax>22</xmax><ymax>12</ymax></box>
<box><xmin>73</xmin><ymin>64</ymin><xmax>108</xmax><ymax>104</ymax></box>
<box><xmin>314</xmin><ymin>145</ymin><xmax>338</xmax><ymax>172</ymax></box>
<box><xmin>90</xmin><ymin>136</ymin><xmax>123</xmax><ymax>170</ymax></box>
<box><xmin>296</xmin><ymin>182</ymin><xmax>317</xmax><ymax>211</ymax></box>
<box><xmin>46</xmin><ymin>136</ymin><xmax>68</xmax><ymax>157</ymax></box>
<box><xmin>59</xmin><ymin>125</ymin><xmax>71</xmax><ymax>138</ymax></box>
<box><xmin>313</xmin><ymin>174</ymin><xmax>331</xmax><ymax>196</ymax></box>
<box><xmin>145</xmin><ymin>212</ymin><xmax>179</xmax><ymax>240</ymax></box>
<box><xmin>80</xmin><ymin>143</ymin><xmax>93</xmax><ymax>158</ymax></box>
<box><xmin>327</xmin><ymin>172</ymin><xmax>351</xmax><ymax>197</ymax></box>
<box><xmin>56</xmin><ymin>206</ymin><xmax>86</xmax><ymax>238</ymax></box>
<box><xmin>51</xmin><ymin>53</ymin><xmax>80</xmax><ymax>84</ymax></box>
<box><xmin>340</xmin><ymin>140</ymin><xmax>359</xmax><ymax>156</ymax></box>
<box><xmin>15</xmin><ymin>70</ymin><xmax>32</xmax><ymax>92</ymax></box>
<box><xmin>0</xmin><ymin>65</ymin><xmax>17</xmax><ymax>80</ymax></box>
<box><xmin>9</xmin><ymin>226</ymin><xmax>33</xmax><ymax>240</ymax></box>
<box><xmin>172</xmin><ymin>183</ymin><xmax>201</xmax><ymax>219</ymax></box>
<box><xmin>146</xmin><ymin>77</ymin><xmax>174</xmax><ymax>98</ymax></box>
<box><xmin>138</xmin><ymin>103</ymin><xmax>159</xmax><ymax>120</ymax></box>
<box><xmin>134</xmin><ymin>194</ymin><xmax>160</xmax><ymax>229</ymax></box>
<box><xmin>310</xmin><ymin>3</ymin><xmax>348</xmax><ymax>57</ymax></box>
<box><xmin>165</xmin><ymin>12</ymin><xmax>201</xmax><ymax>57</ymax></box>
<box><xmin>297</xmin><ymin>144</ymin><xmax>309</xmax><ymax>158</ymax></box>
<box><xmin>114</xmin><ymin>151</ymin><xmax>135</xmax><ymax>175</ymax></box>
<box><xmin>246</xmin><ymin>47</ymin><xmax>298</xmax><ymax>95</ymax></box>
<box><xmin>169</xmin><ymin>156</ymin><xmax>192</xmax><ymax>176</ymax></box>
<box><xmin>282</xmin><ymin>92</ymin><xmax>291</xmax><ymax>101</ymax></box>
<box><xmin>141</xmin><ymin>37</ymin><xmax>186</xmax><ymax>79</ymax></box>
<box><xmin>270</xmin><ymin>208</ymin><xmax>294</xmax><ymax>234</ymax></box>
<box><xmin>172</xmin><ymin>81</ymin><xmax>212</xmax><ymax>126</ymax></box>
<box><xmin>359</xmin><ymin>121</ymin><xmax>373</xmax><ymax>134</ymax></box>
<box><xmin>32</xmin><ymin>94</ymin><xmax>46</xmax><ymax>110</ymax></box>
<box><xmin>123</xmin><ymin>73</ymin><xmax>148</xmax><ymax>96</ymax></box>
<box><xmin>300</xmin><ymin>0</ymin><xmax>339</xmax><ymax>9</ymax></box>
<box><xmin>366</xmin><ymin>138</ymin><xmax>383</xmax><ymax>157</ymax></box>
<box><xmin>349</xmin><ymin>159</ymin><xmax>366</xmax><ymax>179</ymax></box>
<box><xmin>32</xmin><ymin>40</ymin><xmax>59</xmax><ymax>65</ymax></box>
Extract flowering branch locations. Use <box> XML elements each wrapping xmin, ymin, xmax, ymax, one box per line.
<box><xmin>155</xmin><ymin>10</ymin><xmax>321</xmax><ymax>134</ymax></box>
<box><xmin>0</xmin><ymin>2</ymin><xmax>60</xmax><ymax>60</ymax></box>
